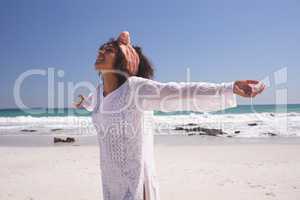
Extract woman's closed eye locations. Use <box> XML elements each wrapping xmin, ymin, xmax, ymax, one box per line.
<box><xmin>104</xmin><ymin>47</ymin><xmax>115</xmax><ymax>53</ymax></box>
<box><xmin>99</xmin><ymin>43</ymin><xmax>116</xmax><ymax>54</ymax></box>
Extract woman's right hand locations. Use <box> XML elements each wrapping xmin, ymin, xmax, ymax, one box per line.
<box><xmin>73</xmin><ymin>95</ymin><xmax>85</xmax><ymax>109</ymax></box>
<box><xmin>233</xmin><ymin>80</ymin><xmax>265</xmax><ymax>98</ymax></box>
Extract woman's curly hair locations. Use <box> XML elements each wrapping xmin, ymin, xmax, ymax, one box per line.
<box><xmin>98</xmin><ymin>38</ymin><xmax>154</xmax><ymax>87</ymax></box>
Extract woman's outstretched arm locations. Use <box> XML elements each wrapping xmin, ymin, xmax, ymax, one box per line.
<box><xmin>131</xmin><ymin>77</ymin><xmax>264</xmax><ymax>112</ymax></box>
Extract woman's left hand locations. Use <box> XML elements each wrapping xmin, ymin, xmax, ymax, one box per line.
<box><xmin>233</xmin><ymin>80</ymin><xmax>265</xmax><ymax>98</ymax></box>
<box><xmin>73</xmin><ymin>95</ymin><xmax>85</xmax><ymax>109</ymax></box>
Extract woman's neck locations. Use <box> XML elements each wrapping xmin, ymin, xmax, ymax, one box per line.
<box><xmin>101</xmin><ymin>73</ymin><xmax>119</xmax><ymax>97</ymax></box>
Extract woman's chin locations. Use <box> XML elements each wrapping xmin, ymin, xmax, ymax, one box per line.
<box><xmin>94</xmin><ymin>64</ymin><xmax>104</xmax><ymax>71</ymax></box>
<box><xmin>95</xmin><ymin>65</ymin><xmax>115</xmax><ymax>72</ymax></box>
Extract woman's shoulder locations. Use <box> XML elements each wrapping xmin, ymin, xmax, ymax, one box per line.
<box><xmin>128</xmin><ymin>76</ymin><xmax>148</xmax><ymax>86</ymax></box>
<box><xmin>128</xmin><ymin>76</ymin><xmax>150</xmax><ymax>85</ymax></box>
<box><xmin>128</xmin><ymin>75</ymin><xmax>147</xmax><ymax>82</ymax></box>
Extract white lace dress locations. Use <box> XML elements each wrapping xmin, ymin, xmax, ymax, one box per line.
<box><xmin>81</xmin><ymin>76</ymin><xmax>237</xmax><ymax>200</ymax></box>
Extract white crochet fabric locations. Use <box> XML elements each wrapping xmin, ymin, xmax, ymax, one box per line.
<box><xmin>81</xmin><ymin>76</ymin><xmax>237</xmax><ymax>200</ymax></box>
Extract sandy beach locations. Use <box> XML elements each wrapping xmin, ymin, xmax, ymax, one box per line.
<box><xmin>0</xmin><ymin>135</ymin><xmax>300</xmax><ymax>200</ymax></box>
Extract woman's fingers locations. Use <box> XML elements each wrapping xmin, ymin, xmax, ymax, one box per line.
<box><xmin>74</xmin><ymin>95</ymin><xmax>85</xmax><ymax>108</ymax></box>
<box><xmin>251</xmin><ymin>82</ymin><xmax>265</xmax><ymax>95</ymax></box>
<box><xmin>233</xmin><ymin>81</ymin><xmax>244</xmax><ymax>96</ymax></box>
<box><xmin>234</xmin><ymin>82</ymin><xmax>249</xmax><ymax>97</ymax></box>
<box><xmin>250</xmin><ymin>91</ymin><xmax>259</xmax><ymax>97</ymax></box>
<box><xmin>249</xmin><ymin>83</ymin><xmax>265</xmax><ymax>97</ymax></box>
<box><xmin>239</xmin><ymin>81</ymin><xmax>252</xmax><ymax>96</ymax></box>
<box><xmin>260</xmin><ymin>84</ymin><xmax>266</xmax><ymax>93</ymax></box>
<box><xmin>243</xmin><ymin>84</ymin><xmax>253</xmax><ymax>96</ymax></box>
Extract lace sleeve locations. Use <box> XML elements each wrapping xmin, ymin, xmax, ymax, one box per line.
<box><xmin>131</xmin><ymin>77</ymin><xmax>237</xmax><ymax>112</ymax></box>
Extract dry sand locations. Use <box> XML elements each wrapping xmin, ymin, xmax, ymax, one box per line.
<box><xmin>0</xmin><ymin>135</ymin><xmax>300</xmax><ymax>200</ymax></box>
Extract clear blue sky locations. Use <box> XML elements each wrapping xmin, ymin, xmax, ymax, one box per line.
<box><xmin>0</xmin><ymin>0</ymin><xmax>299</xmax><ymax>108</ymax></box>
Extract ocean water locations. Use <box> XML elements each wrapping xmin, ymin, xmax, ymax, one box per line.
<box><xmin>0</xmin><ymin>104</ymin><xmax>299</xmax><ymax>138</ymax></box>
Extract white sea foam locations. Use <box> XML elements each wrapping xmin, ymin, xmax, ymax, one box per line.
<box><xmin>153</xmin><ymin>112</ymin><xmax>300</xmax><ymax>137</ymax></box>
<box><xmin>0</xmin><ymin>116</ymin><xmax>95</xmax><ymax>136</ymax></box>
<box><xmin>0</xmin><ymin>113</ymin><xmax>299</xmax><ymax>137</ymax></box>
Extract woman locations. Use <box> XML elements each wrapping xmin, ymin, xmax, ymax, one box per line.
<box><xmin>75</xmin><ymin>31</ymin><xmax>265</xmax><ymax>200</ymax></box>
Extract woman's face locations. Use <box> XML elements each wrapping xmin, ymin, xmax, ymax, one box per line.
<box><xmin>94</xmin><ymin>43</ymin><xmax>117</xmax><ymax>71</ymax></box>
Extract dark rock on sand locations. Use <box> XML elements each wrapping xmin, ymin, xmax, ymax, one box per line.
<box><xmin>174</xmin><ymin>127</ymin><xmax>185</xmax><ymax>131</ymax></box>
<box><xmin>197</xmin><ymin>128</ymin><xmax>227</xmax><ymax>136</ymax></box>
<box><xmin>187</xmin><ymin>123</ymin><xmax>197</xmax><ymax>126</ymax></box>
<box><xmin>263</xmin><ymin>132</ymin><xmax>277</xmax><ymax>136</ymax></box>
<box><xmin>51</xmin><ymin>128</ymin><xmax>63</xmax><ymax>132</ymax></box>
<box><xmin>248</xmin><ymin>123</ymin><xmax>258</xmax><ymax>126</ymax></box>
<box><xmin>175</xmin><ymin>126</ymin><xmax>227</xmax><ymax>136</ymax></box>
<box><xmin>234</xmin><ymin>130</ymin><xmax>240</xmax><ymax>134</ymax></box>
<box><xmin>54</xmin><ymin>137</ymin><xmax>75</xmax><ymax>143</ymax></box>
<box><xmin>177</xmin><ymin>123</ymin><xmax>198</xmax><ymax>127</ymax></box>
<box><xmin>21</xmin><ymin>129</ymin><xmax>37</xmax><ymax>132</ymax></box>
